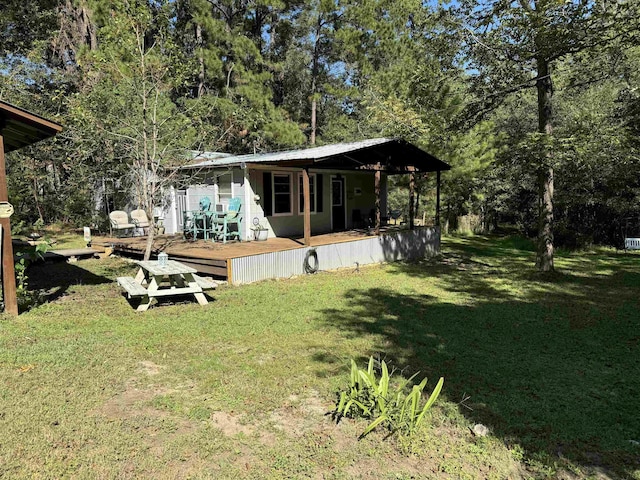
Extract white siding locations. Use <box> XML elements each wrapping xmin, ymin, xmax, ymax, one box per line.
<box><xmin>187</xmin><ymin>185</ymin><xmax>216</xmax><ymax>210</ymax></box>
<box><xmin>180</xmin><ymin>167</ymin><xmax>389</xmax><ymax>239</ymax></box>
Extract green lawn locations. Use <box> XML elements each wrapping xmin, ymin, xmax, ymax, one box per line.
<box><xmin>1</xmin><ymin>235</ymin><xmax>638</xmax><ymax>479</ymax></box>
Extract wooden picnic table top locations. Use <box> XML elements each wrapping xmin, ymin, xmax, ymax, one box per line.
<box><xmin>123</xmin><ymin>260</ymin><xmax>209</xmax><ymax>311</ymax></box>
<box><xmin>136</xmin><ymin>260</ymin><xmax>197</xmax><ymax>276</ymax></box>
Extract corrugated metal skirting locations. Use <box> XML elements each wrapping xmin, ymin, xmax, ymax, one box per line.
<box><xmin>230</xmin><ymin>227</ymin><xmax>440</xmax><ymax>285</ymax></box>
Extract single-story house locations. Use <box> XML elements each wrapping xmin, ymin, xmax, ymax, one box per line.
<box><xmin>160</xmin><ymin>138</ymin><xmax>450</xmax><ymax>243</ymax></box>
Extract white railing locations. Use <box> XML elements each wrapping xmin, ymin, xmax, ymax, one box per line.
<box><xmin>624</xmin><ymin>238</ymin><xmax>640</xmax><ymax>250</ymax></box>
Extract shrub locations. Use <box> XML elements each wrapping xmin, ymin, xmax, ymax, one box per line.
<box><xmin>333</xmin><ymin>356</ymin><xmax>444</xmax><ymax>439</ymax></box>
<box><xmin>15</xmin><ymin>242</ymin><xmax>48</xmax><ymax>309</ymax></box>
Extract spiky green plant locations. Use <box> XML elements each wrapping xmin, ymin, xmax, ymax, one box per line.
<box><xmin>334</xmin><ymin>356</ymin><xmax>444</xmax><ymax>439</ymax></box>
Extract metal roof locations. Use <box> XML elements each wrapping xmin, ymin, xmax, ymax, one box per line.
<box><xmin>190</xmin><ymin>150</ymin><xmax>233</xmax><ymax>160</ymax></box>
<box><xmin>185</xmin><ymin>138</ymin><xmax>450</xmax><ymax>173</ymax></box>
<box><xmin>0</xmin><ymin>101</ymin><xmax>63</xmax><ymax>153</ymax></box>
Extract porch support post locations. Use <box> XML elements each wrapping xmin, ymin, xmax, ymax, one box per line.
<box><xmin>409</xmin><ymin>171</ymin><xmax>415</xmax><ymax>230</ymax></box>
<box><xmin>0</xmin><ymin>133</ymin><xmax>18</xmax><ymax>315</ymax></box>
<box><xmin>302</xmin><ymin>167</ymin><xmax>311</xmax><ymax>246</ymax></box>
<box><xmin>436</xmin><ymin>170</ymin><xmax>441</xmax><ymax>227</ymax></box>
<box><xmin>243</xmin><ymin>167</ymin><xmax>251</xmax><ymax>242</ymax></box>
<box><xmin>374</xmin><ymin>162</ymin><xmax>381</xmax><ymax>235</ymax></box>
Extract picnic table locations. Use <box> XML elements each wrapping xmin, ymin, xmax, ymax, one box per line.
<box><xmin>117</xmin><ymin>260</ymin><xmax>217</xmax><ymax>311</ymax></box>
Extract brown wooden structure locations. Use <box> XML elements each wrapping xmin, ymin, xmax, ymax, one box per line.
<box><xmin>0</xmin><ymin>101</ymin><xmax>63</xmax><ymax>314</ymax></box>
<box><xmin>94</xmin><ymin>229</ymin><xmax>398</xmax><ymax>279</ymax></box>
<box><xmin>96</xmin><ymin>224</ymin><xmax>441</xmax><ymax>285</ymax></box>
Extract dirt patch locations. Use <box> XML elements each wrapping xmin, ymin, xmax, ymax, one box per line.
<box><xmin>269</xmin><ymin>389</ymin><xmax>333</xmax><ymax>438</ymax></box>
<box><xmin>343</xmin><ymin>451</ymin><xmax>437</xmax><ymax>480</ymax></box>
<box><xmin>93</xmin><ymin>379</ymin><xmax>199</xmax><ymax>467</ymax></box>
<box><xmin>434</xmin><ymin>252</ymin><xmax>495</xmax><ymax>272</ymax></box>
<box><xmin>210</xmin><ymin>411</ymin><xmax>256</xmax><ymax>436</ymax></box>
<box><xmin>93</xmin><ymin>377</ymin><xmax>192</xmax><ymax>427</ymax></box>
<box><xmin>137</xmin><ymin>361</ymin><xmax>165</xmax><ymax>376</ymax></box>
<box><xmin>97</xmin><ymin>385</ymin><xmax>173</xmax><ymax>420</ymax></box>
<box><xmin>256</xmin><ymin>353</ymin><xmax>276</xmax><ymax>365</ymax></box>
<box><xmin>269</xmin><ymin>407</ymin><xmax>307</xmax><ymax>437</ymax></box>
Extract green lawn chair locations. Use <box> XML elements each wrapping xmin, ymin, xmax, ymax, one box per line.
<box><xmin>193</xmin><ymin>196</ymin><xmax>214</xmax><ymax>240</ymax></box>
<box><xmin>213</xmin><ymin>197</ymin><xmax>242</xmax><ymax>243</ymax></box>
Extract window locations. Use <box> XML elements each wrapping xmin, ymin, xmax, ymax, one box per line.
<box><xmin>217</xmin><ymin>174</ymin><xmax>233</xmax><ymax>203</ymax></box>
<box><xmin>273</xmin><ymin>173</ymin><xmax>293</xmax><ymax>215</ymax></box>
<box><xmin>298</xmin><ymin>173</ymin><xmax>316</xmax><ymax>214</ymax></box>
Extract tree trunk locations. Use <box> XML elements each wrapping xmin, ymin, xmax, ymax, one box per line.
<box><xmin>80</xmin><ymin>2</ymin><xmax>97</xmax><ymax>51</ymax></box>
<box><xmin>309</xmin><ymin>15</ymin><xmax>322</xmax><ymax>146</ymax></box>
<box><xmin>52</xmin><ymin>0</ymin><xmax>97</xmax><ymax>70</ymax></box>
<box><xmin>436</xmin><ymin>170</ymin><xmax>441</xmax><ymax>227</ymax></box>
<box><xmin>196</xmin><ymin>23</ymin><xmax>205</xmax><ymax>98</ymax></box>
<box><xmin>32</xmin><ymin>176</ymin><xmax>44</xmax><ymax>223</ymax></box>
<box><xmin>535</xmin><ymin>57</ymin><xmax>554</xmax><ymax>272</ymax></box>
<box><xmin>310</xmin><ymin>97</ymin><xmax>317</xmax><ymax>145</ymax></box>
<box><xmin>143</xmin><ymin>210</ymin><xmax>155</xmax><ymax>261</ymax></box>
<box><xmin>409</xmin><ymin>172</ymin><xmax>415</xmax><ymax>230</ymax></box>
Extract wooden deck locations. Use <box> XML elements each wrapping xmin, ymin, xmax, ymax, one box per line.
<box><xmin>93</xmin><ymin>229</ymin><xmax>399</xmax><ymax>279</ymax></box>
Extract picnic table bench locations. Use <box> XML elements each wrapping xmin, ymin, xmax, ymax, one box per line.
<box><xmin>117</xmin><ymin>260</ymin><xmax>217</xmax><ymax>311</ymax></box>
<box><xmin>192</xmin><ymin>274</ymin><xmax>218</xmax><ymax>290</ymax></box>
<box><xmin>117</xmin><ymin>275</ymin><xmax>148</xmax><ymax>297</ymax></box>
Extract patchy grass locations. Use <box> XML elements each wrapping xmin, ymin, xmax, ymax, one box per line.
<box><xmin>43</xmin><ymin>225</ymin><xmax>91</xmax><ymax>250</ymax></box>
<box><xmin>0</xmin><ymin>234</ymin><xmax>638</xmax><ymax>479</ymax></box>
<box><xmin>14</xmin><ymin>225</ymin><xmax>89</xmax><ymax>251</ymax></box>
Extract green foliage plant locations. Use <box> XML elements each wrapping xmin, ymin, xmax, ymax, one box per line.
<box><xmin>15</xmin><ymin>242</ymin><xmax>48</xmax><ymax>309</ymax></box>
<box><xmin>334</xmin><ymin>356</ymin><xmax>444</xmax><ymax>439</ymax></box>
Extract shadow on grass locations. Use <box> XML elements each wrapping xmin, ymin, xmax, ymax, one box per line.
<box><xmin>26</xmin><ymin>260</ymin><xmax>113</xmax><ymax>307</ymax></box>
<box><xmin>319</xmin><ymin>235</ymin><xmax>640</xmax><ymax>478</ymax></box>
<box><xmin>128</xmin><ymin>291</ymin><xmax>217</xmax><ymax>311</ymax></box>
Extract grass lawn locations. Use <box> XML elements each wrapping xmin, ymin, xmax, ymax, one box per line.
<box><xmin>1</xmin><ymin>235</ymin><xmax>638</xmax><ymax>479</ymax></box>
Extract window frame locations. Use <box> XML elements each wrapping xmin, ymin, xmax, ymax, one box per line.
<box><xmin>216</xmin><ymin>173</ymin><xmax>234</xmax><ymax>204</ymax></box>
<box><xmin>272</xmin><ymin>172</ymin><xmax>294</xmax><ymax>217</ymax></box>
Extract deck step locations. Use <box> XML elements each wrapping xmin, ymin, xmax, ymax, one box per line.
<box><xmin>117</xmin><ymin>276</ymin><xmax>148</xmax><ymax>297</ymax></box>
<box><xmin>192</xmin><ymin>274</ymin><xmax>217</xmax><ymax>290</ymax></box>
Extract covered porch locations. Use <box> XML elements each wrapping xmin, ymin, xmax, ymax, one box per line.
<box><xmin>0</xmin><ymin>101</ymin><xmax>63</xmax><ymax>314</ymax></box>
